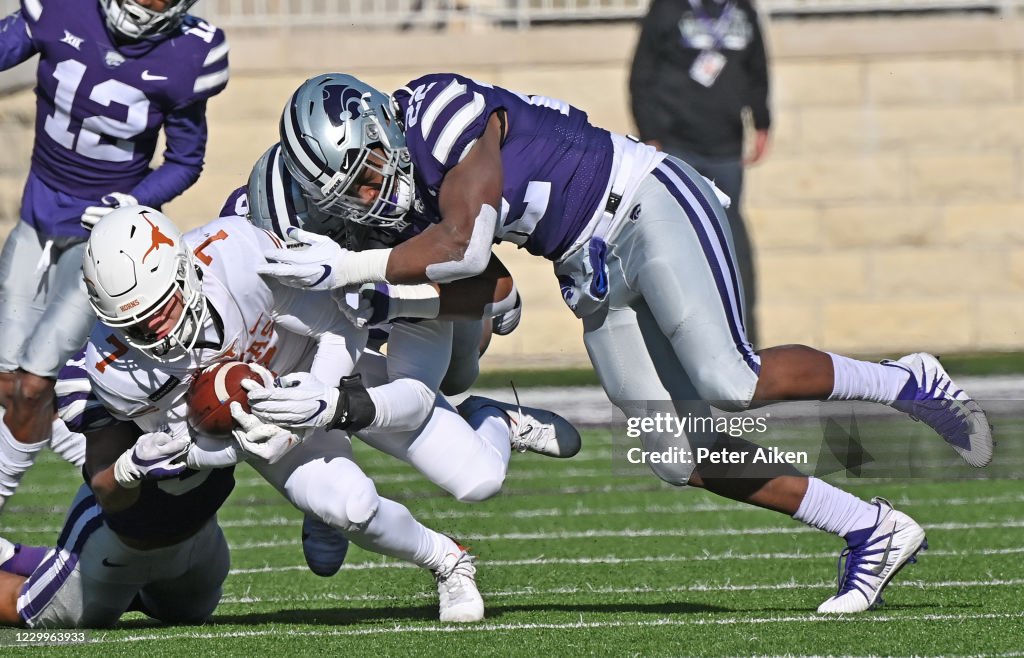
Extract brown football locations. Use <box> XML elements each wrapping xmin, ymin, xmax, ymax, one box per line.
<box><xmin>186</xmin><ymin>361</ymin><xmax>274</xmax><ymax>436</ymax></box>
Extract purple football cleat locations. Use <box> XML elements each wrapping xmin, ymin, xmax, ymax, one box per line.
<box><xmin>886</xmin><ymin>352</ymin><xmax>993</xmax><ymax>467</ymax></box>
<box><xmin>817</xmin><ymin>497</ymin><xmax>927</xmax><ymax>614</ymax></box>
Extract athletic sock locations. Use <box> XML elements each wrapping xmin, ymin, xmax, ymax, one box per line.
<box><xmin>49</xmin><ymin>419</ymin><xmax>85</xmax><ymax>468</ymax></box>
<box><xmin>347</xmin><ymin>497</ymin><xmax>461</xmax><ymax>571</ymax></box>
<box><xmin>793</xmin><ymin>477</ymin><xmax>879</xmax><ymax>541</ymax></box>
<box><xmin>827</xmin><ymin>353</ymin><xmax>911</xmax><ymax>404</ymax></box>
<box><xmin>0</xmin><ymin>411</ymin><xmax>48</xmax><ymax>512</ymax></box>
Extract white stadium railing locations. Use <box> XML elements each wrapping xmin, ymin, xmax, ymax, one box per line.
<box><xmin>0</xmin><ymin>0</ymin><xmax>1021</xmax><ymax>31</ymax></box>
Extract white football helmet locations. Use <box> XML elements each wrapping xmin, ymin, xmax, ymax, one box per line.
<box><xmin>100</xmin><ymin>0</ymin><xmax>198</xmax><ymax>40</ymax></box>
<box><xmin>278</xmin><ymin>73</ymin><xmax>414</xmax><ymax>231</ymax></box>
<box><xmin>83</xmin><ymin>206</ymin><xmax>207</xmax><ymax>362</ymax></box>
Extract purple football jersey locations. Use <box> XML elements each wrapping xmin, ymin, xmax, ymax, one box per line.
<box><xmin>55</xmin><ymin>349</ymin><xmax>234</xmax><ymax>543</ymax></box>
<box><xmin>392</xmin><ymin>73</ymin><xmax>614</xmax><ymax>260</ymax></box>
<box><xmin>0</xmin><ymin>0</ymin><xmax>228</xmax><ymax>235</ymax></box>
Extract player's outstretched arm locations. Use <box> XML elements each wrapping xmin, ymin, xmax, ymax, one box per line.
<box><xmin>386</xmin><ymin>112</ymin><xmax>505</xmax><ymax>285</ymax></box>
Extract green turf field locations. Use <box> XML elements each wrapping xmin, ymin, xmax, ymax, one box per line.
<box><xmin>1</xmin><ymin>422</ymin><xmax>1021</xmax><ymax>656</ymax></box>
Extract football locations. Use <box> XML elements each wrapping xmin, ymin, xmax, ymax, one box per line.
<box><xmin>186</xmin><ymin>361</ymin><xmax>274</xmax><ymax>436</ymax></box>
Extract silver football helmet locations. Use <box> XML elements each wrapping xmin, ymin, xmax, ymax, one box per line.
<box><xmin>278</xmin><ymin>73</ymin><xmax>414</xmax><ymax>231</ymax></box>
<box><xmin>100</xmin><ymin>0</ymin><xmax>198</xmax><ymax>40</ymax></box>
<box><xmin>83</xmin><ymin>206</ymin><xmax>207</xmax><ymax>362</ymax></box>
<box><xmin>247</xmin><ymin>143</ymin><xmax>346</xmax><ymax>243</ymax></box>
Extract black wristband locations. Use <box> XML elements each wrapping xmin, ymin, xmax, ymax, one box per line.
<box><xmin>328</xmin><ymin>374</ymin><xmax>376</xmax><ymax>433</ymax></box>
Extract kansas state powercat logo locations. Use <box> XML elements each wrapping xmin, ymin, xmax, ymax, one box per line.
<box><xmin>104</xmin><ymin>50</ymin><xmax>125</xmax><ymax>68</ymax></box>
<box><xmin>322</xmin><ymin>85</ymin><xmax>364</xmax><ymax>126</ymax></box>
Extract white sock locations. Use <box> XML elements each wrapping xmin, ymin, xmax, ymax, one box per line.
<box><xmin>49</xmin><ymin>419</ymin><xmax>85</xmax><ymax>468</ymax></box>
<box><xmin>793</xmin><ymin>477</ymin><xmax>879</xmax><ymax>538</ymax></box>
<box><xmin>828</xmin><ymin>353</ymin><xmax>911</xmax><ymax>404</ymax></box>
<box><xmin>0</xmin><ymin>412</ymin><xmax>48</xmax><ymax>510</ymax></box>
<box><xmin>348</xmin><ymin>498</ymin><xmax>460</xmax><ymax>571</ymax></box>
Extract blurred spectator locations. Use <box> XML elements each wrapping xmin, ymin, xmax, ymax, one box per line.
<box><xmin>629</xmin><ymin>0</ymin><xmax>770</xmax><ymax>346</ymax></box>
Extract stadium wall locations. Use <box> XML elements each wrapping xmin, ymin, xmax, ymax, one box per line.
<box><xmin>0</xmin><ymin>15</ymin><xmax>1021</xmax><ymax>366</ymax></box>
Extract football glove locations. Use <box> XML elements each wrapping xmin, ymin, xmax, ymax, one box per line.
<box><xmin>256</xmin><ymin>227</ymin><xmax>390</xmax><ymax>290</ymax></box>
<box><xmin>113</xmin><ymin>431</ymin><xmax>190</xmax><ymax>489</ymax></box>
<box><xmin>81</xmin><ymin>192</ymin><xmax>138</xmax><ymax>231</ymax></box>
<box><xmin>229</xmin><ymin>402</ymin><xmax>302</xmax><ymax>465</ymax></box>
<box><xmin>243</xmin><ymin>372</ymin><xmax>376</xmax><ymax>433</ymax></box>
<box><xmin>334</xmin><ymin>282</ymin><xmax>440</xmax><ymax>329</ymax></box>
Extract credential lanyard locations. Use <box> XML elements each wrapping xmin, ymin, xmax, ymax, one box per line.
<box><xmin>687</xmin><ymin>0</ymin><xmax>737</xmax><ymax>51</ymax></box>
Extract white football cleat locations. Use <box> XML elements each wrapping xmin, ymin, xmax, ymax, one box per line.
<box><xmin>886</xmin><ymin>352</ymin><xmax>993</xmax><ymax>467</ymax></box>
<box><xmin>817</xmin><ymin>498</ymin><xmax>927</xmax><ymax>614</ymax></box>
<box><xmin>433</xmin><ymin>546</ymin><xmax>484</xmax><ymax>623</ymax></box>
<box><xmin>301</xmin><ymin>515</ymin><xmax>350</xmax><ymax>577</ymax></box>
<box><xmin>458</xmin><ymin>395</ymin><xmax>581</xmax><ymax>458</ymax></box>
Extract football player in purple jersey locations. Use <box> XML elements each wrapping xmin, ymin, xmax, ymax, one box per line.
<box><xmin>0</xmin><ymin>0</ymin><xmax>229</xmax><ymax>511</ymax></box>
<box><xmin>0</xmin><ymin>352</ymin><xmax>233</xmax><ymax>628</ymax></box>
<box><xmin>255</xmin><ymin>73</ymin><xmax>996</xmax><ymax>613</ymax></box>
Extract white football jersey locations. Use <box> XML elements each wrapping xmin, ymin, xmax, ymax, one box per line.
<box><xmin>86</xmin><ymin>215</ymin><xmax>362</xmax><ymax>436</ymax></box>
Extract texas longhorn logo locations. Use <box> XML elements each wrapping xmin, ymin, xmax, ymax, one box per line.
<box><xmin>141</xmin><ymin>211</ymin><xmax>175</xmax><ymax>263</ymax></box>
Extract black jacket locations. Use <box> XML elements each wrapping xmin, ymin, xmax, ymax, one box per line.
<box><xmin>629</xmin><ymin>0</ymin><xmax>771</xmax><ymax>158</ymax></box>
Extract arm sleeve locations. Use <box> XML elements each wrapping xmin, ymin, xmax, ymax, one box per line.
<box><xmin>628</xmin><ymin>0</ymin><xmax>672</xmax><ymax>141</ymax></box>
<box><xmin>0</xmin><ymin>10</ymin><xmax>36</xmax><ymax>70</ymax></box>
<box><xmin>129</xmin><ymin>100</ymin><xmax>207</xmax><ymax>207</ymax></box>
<box><xmin>266</xmin><ymin>246</ymin><xmax>368</xmax><ymax>386</ymax></box>
<box><xmin>365</xmin><ymin>319</ymin><xmax>452</xmax><ymax>431</ymax></box>
<box><xmin>743</xmin><ymin>2</ymin><xmax>772</xmax><ymax>131</ymax></box>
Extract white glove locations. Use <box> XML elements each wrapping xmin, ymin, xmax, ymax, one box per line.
<box><xmin>335</xmin><ymin>282</ymin><xmax>441</xmax><ymax>329</ymax></box>
<box><xmin>242</xmin><ymin>373</ymin><xmax>339</xmax><ymax>430</ymax></box>
<box><xmin>113</xmin><ymin>431</ymin><xmax>190</xmax><ymax>489</ymax></box>
<box><xmin>256</xmin><ymin>227</ymin><xmax>390</xmax><ymax>291</ymax></box>
<box><xmin>81</xmin><ymin>192</ymin><xmax>138</xmax><ymax>230</ymax></box>
<box><xmin>229</xmin><ymin>401</ymin><xmax>303</xmax><ymax>465</ymax></box>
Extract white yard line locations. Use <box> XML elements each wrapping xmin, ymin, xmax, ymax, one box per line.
<box><xmin>88</xmin><ymin>611</ymin><xmax>1024</xmax><ymax>644</ymax></box>
<box><xmin>219</xmin><ymin>578</ymin><xmax>1024</xmax><ymax>605</ymax></box>
<box><xmin>227</xmin><ymin>545</ymin><xmax>1024</xmax><ymax>574</ymax></box>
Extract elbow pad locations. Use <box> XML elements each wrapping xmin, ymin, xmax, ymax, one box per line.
<box><xmin>425</xmin><ymin>205</ymin><xmax>497</xmax><ymax>283</ymax></box>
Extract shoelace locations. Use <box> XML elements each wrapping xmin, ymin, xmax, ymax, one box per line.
<box><xmin>833</xmin><ymin>531</ymin><xmax>894</xmax><ymax>600</ymax></box>
<box><xmin>436</xmin><ymin>553</ymin><xmax>476</xmax><ymax>596</ymax></box>
<box><xmin>508</xmin><ymin>381</ymin><xmax>535</xmax><ymax>453</ymax></box>
<box><xmin>903</xmin><ymin>365</ymin><xmax>971</xmax><ymax>438</ymax></box>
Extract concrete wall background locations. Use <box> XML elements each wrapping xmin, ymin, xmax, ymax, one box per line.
<box><xmin>1</xmin><ymin>16</ymin><xmax>1021</xmax><ymax>367</ymax></box>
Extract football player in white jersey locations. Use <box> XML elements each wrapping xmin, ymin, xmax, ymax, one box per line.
<box><xmin>252</xmin><ymin>73</ymin><xmax>995</xmax><ymax>614</ymax></box>
<box><xmin>235</xmin><ymin>143</ymin><xmax>580</xmax><ymax>573</ymax></box>
<box><xmin>79</xmin><ymin>205</ymin><xmax>484</xmax><ymax>622</ymax></box>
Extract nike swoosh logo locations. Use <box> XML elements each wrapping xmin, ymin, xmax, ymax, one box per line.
<box><xmin>310</xmin><ymin>265</ymin><xmax>332</xmax><ymax>288</ymax></box>
<box><xmin>102</xmin><ymin>558</ymin><xmax>126</xmax><ymax>568</ymax></box>
<box><xmin>141</xmin><ymin>70</ymin><xmax>168</xmax><ymax>81</ymax></box>
<box><xmin>868</xmin><ymin>532</ymin><xmax>895</xmax><ymax>576</ymax></box>
<box><xmin>298</xmin><ymin>400</ymin><xmax>328</xmax><ymax>424</ymax></box>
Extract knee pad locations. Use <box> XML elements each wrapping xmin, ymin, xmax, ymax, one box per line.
<box><xmin>450</xmin><ymin>471</ymin><xmax>505</xmax><ymax>503</ymax></box>
<box><xmin>648</xmin><ymin>459</ymin><xmax>694</xmax><ymax>487</ymax></box>
<box><xmin>310</xmin><ymin>476</ymin><xmax>381</xmax><ymax>534</ymax></box>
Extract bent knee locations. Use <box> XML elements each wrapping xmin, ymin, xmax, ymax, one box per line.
<box><xmin>300</xmin><ymin>476</ymin><xmax>381</xmax><ymax>534</ymax></box>
<box><xmin>691</xmin><ymin>366</ymin><xmax>757</xmax><ymax>411</ymax></box>
<box><xmin>14</xmin><ymin>374</ymin><xmax>55</xmax><ymax>407</ymax></box>
<box><xmin>648</xmin><ymin>460</ymin><xmax>693</xmax><ymax>487</ymax></box>
<box><xmin>451</xmin><ymin>472</ymin><xmax>505</xmax><ymax>503</ymax></box>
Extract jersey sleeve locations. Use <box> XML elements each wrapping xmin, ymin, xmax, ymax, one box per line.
<box><xmin>55</xmin><ymin>350</ymin><xmax>119</xmax><ymax>434</ymax></box>
<box><xmin>0</xmin><ymin>8</ymin><xmax>35</xmax><ymax>70</ymax></box>
<box><xmin>176</xmin><ymin>17</ymin><xmax>229</xmax><ymax>108</ymax></box>
<box><xmin>398</xmin><ymin>74</ymin><xmax>496</xmax><ymax>191</ymax></box>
